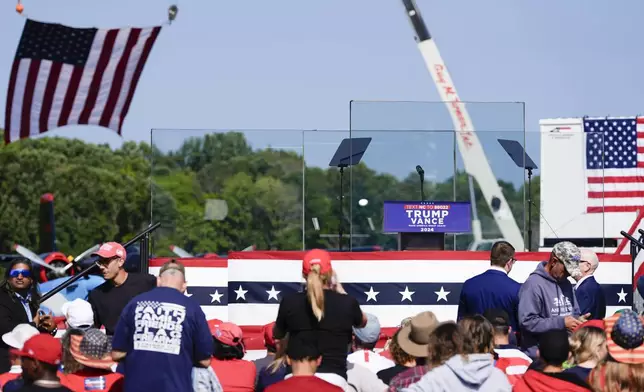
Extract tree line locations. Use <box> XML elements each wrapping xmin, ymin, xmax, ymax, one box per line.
<box><xmin>0</xmin><ymin>129</ymin><xmax>539</xmax><ymax>257</ymax></box>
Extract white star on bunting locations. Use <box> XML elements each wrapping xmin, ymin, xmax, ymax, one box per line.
<box><xmin>266</xmin><ymin>285</ymin><xmax>281</xmax><ymax>301</ymax></box>
<box><xmin>210</xmin><ymin>290</ymin><xmax>223</xmax><ymax>304</ymax></box>
<box><xmin>399</xmin><ymin>286</ymin><xmax>415</xmax><ymax>302</ymax></box>
<box><xmin>235</xmin><ymin>285</ymin><xmax>248</xmax><ymax>300</ymax></box>
<box><xmin>364</xmin><ymin>286</ymin><xmax>379</xmax><ymax>302</ymax></box>
<box><xmin>617</xmin><ymin>288</ymin><xmax>628</xmax><ymax>303</ymax></box>
<box><xmin>435</xmin><ymin>286</ymin><xmax>450</xmax><ymax>302</ymax></box>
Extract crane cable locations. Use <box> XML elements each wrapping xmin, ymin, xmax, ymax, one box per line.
<box><xmin>15</xmin><ymin>1</ymin><xmax>179</xmax><ymax>25</ymax></box>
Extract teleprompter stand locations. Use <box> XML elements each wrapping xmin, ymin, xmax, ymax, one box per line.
<box><xmin>398</xmin><ymin>231</ymin><xmax>445</xmax><ymax>251</ymax></box>
<box><xmin>328</xmin><ymin>137</ymin><xmax>372</xmax><ymax>251</ymax></box>
<box><xmin>498</xmin><ymin>139</ymin><xmax>538</xmax><ymax>251</ymax></box>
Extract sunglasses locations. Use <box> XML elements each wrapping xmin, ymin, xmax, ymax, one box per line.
<box><xmin>97</xmin><ymin>257</ymin><xmax>118</xmax><ymax>267</ymax></box>
<box><xmin>9</xmin><ymin>269</ymin><xmax>31</xmax><ymax>278</ymax></box>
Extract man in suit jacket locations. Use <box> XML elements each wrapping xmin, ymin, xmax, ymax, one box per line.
<box><xmin>458</xmin><ymin>241</ymin><xmax>521</xmax><ymax>333</ymax></box>
<box><xmin>574</xmin><ymin>249</ymin><xmax>606</xmax><ymax>320</ymax></box>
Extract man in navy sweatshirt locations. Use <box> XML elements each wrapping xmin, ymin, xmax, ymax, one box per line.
<box><xmin>458</xmin><ymin>241</ymin><xmax>521</xmax><ymax>333</ymax></box>
<box><xmin>518</xmin><ymin>241</ymin><xmax>590</xmax><ymax>359</ymax></box>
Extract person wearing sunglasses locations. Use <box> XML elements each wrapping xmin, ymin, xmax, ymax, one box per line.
<box><xmin>87</xmin><ymin>242</ymin><xmax>156</xmax><ymax>337</ymax></box>
<box><xmin>572</xmin><ymin>249</ymin><xmax>606</xmax><ymax>320</ymax></box>
<box><xmin>0</xmin><ymin>259</ymin><xmax>57</xmax><ymax>373</ymax></box>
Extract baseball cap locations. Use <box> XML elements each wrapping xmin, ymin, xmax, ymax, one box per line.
<box><xmin>574</xmin><ymin>319</ymin><xmax>604</xmax><ymax>332</ymax></box>
<box><xmin>353</xmin><ymin>313</ymin><xmax>381</xmax><ymax>344</ymax></box>
<box><xmin>61</xmin><ymin>299</ymin><xmax>94</xmax><ymax>329</ymax></box>
<box><xmin>11</xmin><ymin>334</ymin><xmax>62</xmax><ymax>366</ymax></box>
<box><xmin>302</xmin><ymin>249</ymin><xmax>332</xmax><ymax>276</ymax></box>
<box><xmin>92</xmin><ymin>242</ymin><xmax>126</xmax><ymax>260</ymax></box>
<box><xmin>2</xmin><ymin>324</ymin><xmax>39</xmax><ymax>350</ymax></box>
<box><xmin>262</xmin><ymin>322</ymin><xmax>276</xmax><ymax>349</ymax></box>
<box><xmin>209</xmin><ymin>321</ymin><xmax>243</xmax><ymax>347</ymax></box>
<box><xmin>552</xmin><ymin>241</ymin><xmax>581</xmax><ymax>278</ymax></box>
<box><xmin>482</xmin><ymin>309</ymin><xmax>510</xmax><ymax>328</ymax></box>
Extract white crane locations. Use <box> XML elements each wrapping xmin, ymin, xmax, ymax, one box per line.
<box><xmin>399</xmin><ymin>0</ymin><xmax>525</xmax><ymax>250</ymax></box>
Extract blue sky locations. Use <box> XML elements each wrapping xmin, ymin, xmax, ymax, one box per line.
<box><xmin>1</xmin><ymin>0</ymin><xmax>643</xmax><ymax>186</ymax></box>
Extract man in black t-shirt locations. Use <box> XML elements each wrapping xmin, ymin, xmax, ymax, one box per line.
<box><xmin>87</xmin><ymin>242</ymin><xmax>156</xmax><ymax>336</ymax></box>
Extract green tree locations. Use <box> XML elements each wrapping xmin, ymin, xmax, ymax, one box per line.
<box><xmin>0</xmin><ymin>128</ymin><xmax>538</xmax><ymax>255</ymax></box>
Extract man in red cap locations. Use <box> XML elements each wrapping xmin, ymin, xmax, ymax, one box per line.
<box><xmin>12</xmin><ymin>334</ymin><xmax>71</xmax><ymax>391</ymax></box>
<box><xmin>87</xmin><ymin>242</ymin><xmax>156</xmax><ymax>336</ymax></box>
<box><xmin>254</xmin><ymin>322</ymin><xmax>278</xmax><ymax>372</ymax></box>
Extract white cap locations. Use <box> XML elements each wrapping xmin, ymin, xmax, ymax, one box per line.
<box><xmin>2</xmin><ymin>324</ymin><xmax>39</xmax><ymax>350</ymax></box>
<box><xmin>61</xmin><ymin>299</ymin><xmax>94</xmax><ymax>329</ymax></box>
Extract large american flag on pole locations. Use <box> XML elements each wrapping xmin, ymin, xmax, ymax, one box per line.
<box><xmin>4</xmin><ymin>19</ymin><xmax>161</xmax><ymax>144</ymax></box>
<box><xmin>584</xmin><ymin>117</ymin><xmax>644</xmax><ymax>213</ymax></box>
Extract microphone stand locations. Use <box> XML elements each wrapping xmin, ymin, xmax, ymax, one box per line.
<box><xmin>420</xmin><ymin>174</ymin><xmax>425</xmax><ymax>201</ymax></box>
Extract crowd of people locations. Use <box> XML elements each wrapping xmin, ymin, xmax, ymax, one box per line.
<box><xmin>0</xmin><ymin>240</ymin><xmax>639</xmax><ymax>391</ymax></box>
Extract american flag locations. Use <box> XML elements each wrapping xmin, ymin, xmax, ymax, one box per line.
<box><xmin>584</xmin><ymin>117</ymin><xmax>644</xmax><ymax>213</ymax></box>
<box><xmin>4</xmin><ymin>19</ymin><xmax>161</xmax><ymax>145</ymax></box>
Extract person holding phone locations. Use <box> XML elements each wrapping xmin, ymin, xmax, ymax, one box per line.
<box><xmin>518</xmin><ymin>242</ymin><xmax>591</xmax><ymax>360</ymax></box>
<box><xmin>0</xmin><ymin>260</ymin><xmax>57</xmax><ymax>373</ymax></box>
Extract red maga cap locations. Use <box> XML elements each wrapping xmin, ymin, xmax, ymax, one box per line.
<box><xmin>11</xmin><ymin>334</ymin><xmax>62</xmax><ymax>366</ymax></box>
<box><xmin>263</xmin><ymin>322</ymin><xmax>276</xmax><ymax>348</ymax></box>
<box><xmin>209</xmin><ymin>321</ymin><xmax>243</xmax><ymax>347</ymax></box>
<box><xmin>92</xmin><ymin>242</ymin><xmax>126</xmax><ymax>260</ymax></box>
<box><xmin>302</xmin><ymin>249</ymin><xmax>332</xmax><ymax>276</ymax></box>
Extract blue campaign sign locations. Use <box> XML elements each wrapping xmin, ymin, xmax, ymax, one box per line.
<box><xmin>383</xmin><ymin>201</ymin><xmax>472</xmax><ymax>233</ymax></box>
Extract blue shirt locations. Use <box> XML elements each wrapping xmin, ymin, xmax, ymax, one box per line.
<box><xmin>458</xmin><ymin>267</ymin><xmax>521</xmax><ymax>332</ymax></box>
<box><xmin>562</xmin><ymin>365</ymin><xmax>592</xmax><ymax>382</ymax></box>
<box><xmin>111</xmin><ymin>287</ymin><xmax>213</xmax><ymax>392</ymax></box>
<box><xmin>256</xmin><ymin>363</ymin><xmax>289</xmax><ymax>392</ymax></box>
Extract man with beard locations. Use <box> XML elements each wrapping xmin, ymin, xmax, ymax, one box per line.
<box><xmin>87</xmin><ymin>242</ymin><xmax>156</xmax><ymax>336</ymax></box>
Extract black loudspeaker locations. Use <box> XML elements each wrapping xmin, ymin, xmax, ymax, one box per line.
<box><xmin>398</xmin><ymin>232</ymin><xmax>445</xmax><ymax>251</ymax></box>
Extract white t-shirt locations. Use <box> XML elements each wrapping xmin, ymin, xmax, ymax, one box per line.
<box><xmin>347</xmin><ymin>349</ymin><xmax>394</xmax><ymax>374</ymax></box>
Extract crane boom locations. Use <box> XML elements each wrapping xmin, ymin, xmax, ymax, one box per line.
<box><xmin>400</xmin><ymin>0</ymin><xmax>525</xmax><ymax>250</ymax></box>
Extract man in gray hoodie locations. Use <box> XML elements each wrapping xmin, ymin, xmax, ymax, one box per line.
<box><xmin>518</xmin><ymin>241</ymin><xmax>590</xmax><ymax>359</ymax></box>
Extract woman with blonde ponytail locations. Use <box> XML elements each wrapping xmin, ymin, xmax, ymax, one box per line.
<box><xmin>273</xmin><ymin>249</ymin><xmax>367</xmax><ymax>392</ymax></box>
